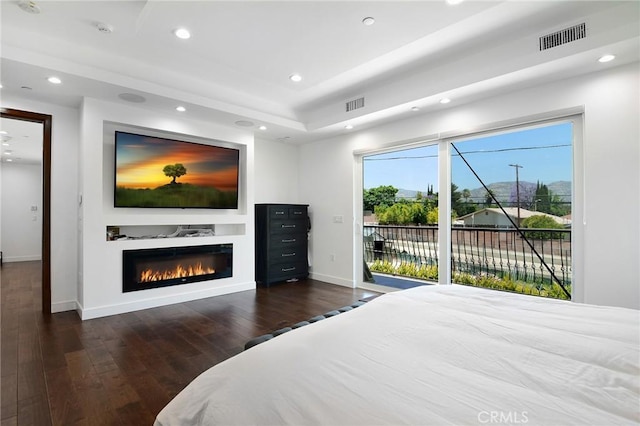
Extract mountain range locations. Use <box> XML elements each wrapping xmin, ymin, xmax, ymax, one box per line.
<box><xmin>396</xmin><ymin>181</ymin><xmax>571</xmax><ymax>203</ymax></box>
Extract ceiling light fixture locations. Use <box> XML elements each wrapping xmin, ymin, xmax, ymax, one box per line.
<box><xmin>289</xmin><ymin>74</ymin><xmax>302</xmax><ymax>83</ymax></box>
<box><xmin>446</xmin><ymin>0</ymin><xmax>465</xmax><ymax>5</ymax></box>
<box><xmin>259</xmin><ymin>125</ymin><xmax>267</xmax><ymax>130</ymax></box>
<box><xmin>176</xmin><ymin>106</ymin><xmax>186</xmax><ymax>112</ymax></box>
<box><xmin>47</xmin><ymin>76</ymin><xmax>62</xmax><ymax>84</ymax></box>
<box><xmin>362</xmin><ymin>17</ymin><xmax>375</xmax><ymax>26</ymax></box>
<box><xmin>411</xmin><ymin>106</ymin><xmax>420</xmax><ymax>112</ymax></box>
<box><xmin>6</xmin><ymin>159</ymin><xmax>12</xmax><ymax>162</ymax></box>
<box><xmin>598</xmin><ymin>54</ymin><xmax>615</xmax><ymax>63</ymax></box>
<box><xmin>18</xmin><ymin>0</ymin><xmax>40</xmax><ymax>14</ymax></box>
<box><xmin>440</xmin><ymin>98</ymin><xmax>451</xmax><ymax>104</ymax></box>
<box><xmin>345</xmin><ymin>124</ymin><xmax>354</xmax><ymax>130</ymax></box>
<box><xmin>118</xmin><ymin>93</ymin><xmax>146</xmax><ymax>103</ymax></box>
<box><xmin>174</xmin><ymin>28</ymin><xmax>191</xmax><ymax>39</ymax></box>
<box><xmin>96</xmin><ymin>22</ymin><xmax>114</xmax><ymax>34</ymax></box>
<box><xmin>0</xmin><ymin>83</ymin><xmax>3</xmax><ymax>89</ymax></box>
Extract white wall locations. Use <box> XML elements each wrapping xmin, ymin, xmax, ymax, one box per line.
<box><xmin>0</xmin><ymin>95</ymin><xmax>80</xmax><ymax>312</ymax></box>
<box><xmin>78</xmin><ymin>97</ymin><xmax>256</xmax><ymax>319</ymax></box>
<box><xmin>299</xmin><ymin>62</ymin><xmax>640</xmax><ymax>310</ymax></box>
<box><xmin>1</xmin><ymin>162</ymin><xmax>42</xmax><ymax>261</ymax></box>
<box><xmin>254</xmin><ymin>137</ymin><xmax>300</xmax><ymax>203</ymax></box>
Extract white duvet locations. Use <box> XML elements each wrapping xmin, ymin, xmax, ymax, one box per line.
<box><xmin>155</xmin><ymin>285</ymin><xmax>640</xmax><ymax>425</ymax></box>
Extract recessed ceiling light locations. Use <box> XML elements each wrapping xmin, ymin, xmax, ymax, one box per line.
<box><xmin>440</xmin><ymin>98</ymin><xmax>451</xmax><ymax>104</ymax></box>
<box><xmin>2</xmin><ymin>143</ymin><xmax>10</xmax><ymax>146</ymax></box>
<box><xmin>6</xmin><ymin>158</ymin><xmax>13</xmax><ymax>162</ymax></box>
<box><xmin>411</xmin><ymin>106</ymin><xmax>420</xmax><ymax>112</ymax></box>
<box><xmin>598</xmin><ymin>54</ymin><xmax>615</xmax><ymax>63</ymax></box>
<box><xmin>47</xmin><ymin>76</ymin><xmax>62</xmax><ymax>84</ymax></box>
<box><xmin>259</xmin><ymin>125</ymin><xmax>267</xmax><ymax>130</ymax></box>
<box><xmin>174</xmin><ymin>28</ymin><xmax>191</xmax><ymax>39</ymax></box>
<box><xmin>0</xmin><ymin>83</ymin><xmax>3</xmax><ymax>89</ymax></box>
<box><xmin>446</xmin><ymin>0</ymin><xmax>464</xmax><ymax>5</ymax></box>
<box><xmin>0</xmin><ymin>131</ymin><xmax>7</xmax><ymax>135</ymax></box>
<box><xmin>289</xmin><ymin>74</ymin><xmax>302</xmax><ymax>83</ymax></box>
<box><xmin>345</xmin><ymin>124</ymin><xmax>354</xmax><ymax>130</ymax></box>
<box><xmin>4</xmin><ymin>150</ymin><xmax>12</xmax><ymax>155</ymax></box>
<box><xmin>362</xmin><ymin>17</ymin><xmax>375</xmax><ymax>26</ymax></box>
<box><xmin>176</xmin><ymin>106</ymin><xmax>186</xmax><ymax>112</ymax></box>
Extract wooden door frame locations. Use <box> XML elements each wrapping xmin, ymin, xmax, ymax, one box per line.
<box><xmin>0</xmin><ymin>108</ymin><xmax>52</xmax><ymax>315</ymax></box>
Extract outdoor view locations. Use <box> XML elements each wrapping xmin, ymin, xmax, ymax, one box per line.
<box><xmin>363</xmin><ymin>122</ymin><xmax>573</xmax><ymax>299</ymax></box>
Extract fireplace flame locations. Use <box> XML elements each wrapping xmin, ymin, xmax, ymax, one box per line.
<box><xmin>139</xmin><ymin>262</ymin><xmax>215</xmax><ymax>283</ymax></box>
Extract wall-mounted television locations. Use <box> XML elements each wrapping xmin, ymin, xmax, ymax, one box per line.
<box><xmin>114</xmin><ymin>131</ymin><xmax>239</xmax><ymax>209</ymax></box>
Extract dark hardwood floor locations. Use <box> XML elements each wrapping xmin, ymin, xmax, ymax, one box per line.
<box><xmin>1</xmin><ymin>261</ymin><xmax>379</xmax><ymax>425</ymax></box>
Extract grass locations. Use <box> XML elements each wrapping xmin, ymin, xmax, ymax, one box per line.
<box><xmin>368</xmin><ymin>259</ymin><xmax>570</xmax><ymax>300</ymax></box>
<box><xmin>115</xmin><ymin>184</ymin><xmax>237</xmax><ymax>208</ymax></box>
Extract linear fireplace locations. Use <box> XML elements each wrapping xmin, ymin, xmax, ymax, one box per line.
<box><xmin>122</xmin><ymin>244</ymin><xmax>233</xmax><ymax>292</ymax></box>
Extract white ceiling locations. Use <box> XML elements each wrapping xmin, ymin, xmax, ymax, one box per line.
<box><xmin>0</xmin><ymin>0</ymin><xmax>638</xmax><ymax>161</ymax></box>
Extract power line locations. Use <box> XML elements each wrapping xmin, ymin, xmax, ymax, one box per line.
<box><xmin>364</xmin><ymin>144</ymin><xmax>571</xmax><ymax>161</ymax></box>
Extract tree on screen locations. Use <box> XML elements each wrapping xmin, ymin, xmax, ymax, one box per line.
<box><xmin>163</xmin><ymin>163</ymin><xmax>187</xmax><ymax>184</ymax></box>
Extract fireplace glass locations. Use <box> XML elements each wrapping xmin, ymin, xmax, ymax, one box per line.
<box><xmin>123</xmin><ymin>244</ymin><xmax>232</xmax><ymax>292</ymax></box>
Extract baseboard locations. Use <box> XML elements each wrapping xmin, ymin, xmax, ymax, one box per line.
<box><xmin>308</xmin><ymin>272</ymin><xmax>354</xmax><ymax>288</ymax></box>
<box><xmin>78</xmin><ymin>281</ymin><xmax>256</xmax><ymax>320</ymax></box>
<box><xmin>3</xmin><ymin>255</ymin><xmax>42</xmax><ymax>262</ymax></box>
<box><xmin>52</xmin><ymin>300</ymin><xmax>79</xmax><ymax>313</ymax></box>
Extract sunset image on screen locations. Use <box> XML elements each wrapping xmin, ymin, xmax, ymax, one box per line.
<box><xmin>114</xmin><ymin>132</ymin><xmax>239</xmax><ymax>208</ymax></box>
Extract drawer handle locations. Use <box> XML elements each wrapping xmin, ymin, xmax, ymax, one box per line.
<box><xmin>292</xmin><ymin>211</ymin><xmax>303</xmax><ymax>215</ymax></box>
<box><xmin>281</xmin><ymin>267</ymin><xmax>296</xmax><ymax>272</ymax></box>
<box><xmin>281</xmin><ymin>224</ymin><xmax>296</xmax><ymax>228</ymax></box>
<box><xmin>281</xmin><ymin>238</ymin><xmax>297</xmax><ymax>243</ymax></box>
<box><xmin>275</xmin><ymin>211</ymin><xmax>285</xmax><ymax>215</ymax></box>
<box><xmin>281</xmin><ymin>252</ymin><xmax>296</xmax><ymax>257</ymax></box>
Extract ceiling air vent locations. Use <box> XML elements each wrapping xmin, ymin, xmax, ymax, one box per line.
<box><xmin>539</xmin><ymin>23</ymin><xmax>586</xmax><ymax>51</ymax></box>
<box><xmin>346</xmin><ymin>97</ymin><xmax>365</xmax><ymax>112</ymax></box>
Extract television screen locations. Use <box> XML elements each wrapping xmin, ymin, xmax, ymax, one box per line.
<box><xmin>114</xmin><ymin>131</ymin><xmax>239</xmax><ymax>209</ymax></box>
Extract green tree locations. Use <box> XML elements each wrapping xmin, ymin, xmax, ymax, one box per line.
<box><xmin>363</xmin><ymin>185</ymin><xmax>398</xmax><ymax>211</ymax></box>
<box><xmin>426</xmin><ymin>207</ymin><xmax>438</xmax><ymax>224</ymax></box>
<box><xmin>484</xmin><ymin>189</ymin><xmax>496</xmax><ymax>207</ymax></box>
<box><xmin>163</xmin><ymin>163</ymin><xmax>187</xmax><ymax>184</ymax></box>
<box><xmin>522</xmin><ymin>215</ymin><xmax>564</xmax><ymax>239</ymax></box>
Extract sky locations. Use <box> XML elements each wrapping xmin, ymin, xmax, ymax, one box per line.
<box><xmin>115</xmin><ymin>133</ymin><xmax>239</xmax><ymax>190</ymax></box>
<box><xmin>363</xmin><ymin>122</ymin><xmax>573</xmax><ymax>193</ymax></box>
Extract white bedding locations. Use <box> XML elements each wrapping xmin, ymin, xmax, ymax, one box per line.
<box><xmin>155</xmin><ymin>285</ymin><xmax>640</xmax><ymax>425</ymax></box>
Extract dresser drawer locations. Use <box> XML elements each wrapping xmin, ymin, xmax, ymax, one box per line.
<box><xmin>267</xmin><ymin>261</ymin><xmax>308</xmax><ymax>282</ymax></box>
<box><xmin>269</xmin><ymin>219</ymin><xmax>306</xmax><ymax>234</ymax></box>
<box><xmin>270</xmin><ymin>234</ymin><xmax>305</xmax><ymax>249</ymax></box>
<box><xmin>268</xmin><ymin>246</ymin><xmax>307</xmax><ymax>264</ymax></box>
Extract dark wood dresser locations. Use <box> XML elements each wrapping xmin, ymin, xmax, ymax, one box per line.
<box><xmin>255</xmin><ymin>204</ymin><xmax>309</xmax><ymax>287</ymax></box>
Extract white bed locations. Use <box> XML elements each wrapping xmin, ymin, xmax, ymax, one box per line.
<box><xmin>155</xmin><ymin>285</ymin><xmax>640</xmax><ymax>425</ymax></box>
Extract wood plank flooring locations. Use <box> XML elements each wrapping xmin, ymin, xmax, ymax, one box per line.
<box><xmin>1</xmin><ymin>261</ymin><xmax>379</xmax><ymax>425</ymax></box>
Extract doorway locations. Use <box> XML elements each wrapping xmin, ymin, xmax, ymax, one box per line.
<box><xmin>0</xmin><ymin>108</ymin><xmax>52</xmax><ymax>315</ymax></box>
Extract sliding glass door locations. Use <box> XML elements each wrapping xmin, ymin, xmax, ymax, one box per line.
<box><xmin>449</xmin><ymin>122</ymin><xmax>573</xmax><ymax>299</ymax></box>
<box><xmin>362</xmin><ymin>144</ymin><xmax>439</xmax><ymax>290</ymax></box>
<box><xmin>358</xmin><ymin>118</ymin><xmax>575</xmax><ymax>299</ymax></box>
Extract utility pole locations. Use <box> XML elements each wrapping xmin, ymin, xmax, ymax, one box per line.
<box><xmin>509</xmin><ymin>164</ymin><xmax>523</xmax><ymax>226</ymax></box>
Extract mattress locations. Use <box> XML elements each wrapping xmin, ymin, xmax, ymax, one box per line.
<box><xmin>155</xmin><ymin>285</ymin><xmax>640</xmax><ymax>425</ymax></box>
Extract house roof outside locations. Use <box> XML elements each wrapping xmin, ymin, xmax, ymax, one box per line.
<box><xmin>457</xmin><ymin>207</ymin><xmax>571</xmax><ymax>226</ymax></box>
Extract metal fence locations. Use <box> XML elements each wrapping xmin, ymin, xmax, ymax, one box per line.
<box><xmin>364</xmin><ymin>225</ymin><xmax>571</xmax><ymax>289</ymax></box>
